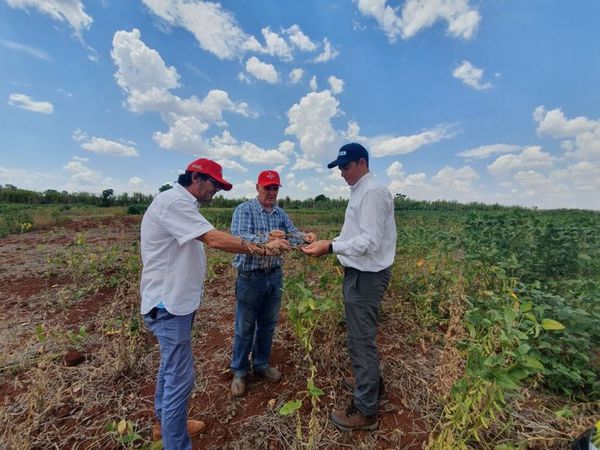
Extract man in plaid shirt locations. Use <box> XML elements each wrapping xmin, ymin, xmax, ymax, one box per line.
<box><xmin>230</xmin><ymin>170</ymin><xmax>316</xmax><ymax>396</ymax></box>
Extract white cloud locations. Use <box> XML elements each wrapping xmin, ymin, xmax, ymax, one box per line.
<box><xmin>261</xmin><ymin>27</ymin><xmax>293</xmax><ymax>61</ymax></box>
<box><xmin>487</xmin><ymin>146</ymin><xmax>554</xmax><ymax>176</ymax></box>
<box><xmin>1</xmin><ymin>39</ymin><xmax>52</xmax><ymax>61</ymax></box>
<box><xmin>7</xmin><ymin>93</ymin><xmax>53</xmax><ymax>114</ymax></box>
<box><xmin>370</xmin><ymin>125</ymin><xmax>455</xmax><ymax>157</ymax></box>
<box><xmin>111</xmin><ymin>29</ymin><xmax>252</xmax><ymax>155</ymax></box>
<box><xmin>432</xmin><ymin>165</ymin><xmax>479</xmax><ymax>192</ymax></box>
<box><xmin>142</xmin><ymin>1</ymin><xmax>324</xmax><ymax>62</ymax></box>
<box><xmin>6</xmin><ymin>0</ymin><xmax>92</xmax><ymax>35</ymax></box>
<box><xmin>285</xmin><ymin>90</ymin><xmax>342</xmax><ymax>161</ymax></box>
<box><xmin>385</xmin><ymin>161</ymin><xmax>405</xmax><ymax>178</ymax></box>
<box><xmin>453</xmin><ymin>60</ymin><xmax>492</xmax><ymax>90</ymax></box>
<box><xmin>216</xmin><ymin>159</ymin><xmax>248</xmax><ymax>172</ymax></box>
<box><xmin>128</xmin><ymin>177</ymin><xmax>148</xmax><ymax>190</ymax></box>
<box><xmin>289</xmin><ymin>68</ymin><xmax>304</xmax><ymax>84</ymax></box>
<box><xmin>458</xmin><ymin>144</ymin><xmax>521</xmax><ymax>160</ymax></box>
<box><xmin>285</xmin><ymin>24</ymin><xmax>317</xmax><ymax>52</ymax></box>
<box><xmin>309</xmin><ymin>76</ymin><xmax>318</xmax><ymax>91</ymax></box>
<box><xmin>291</xmin><ymin>158</ymin><xmax>321</xmax><ymax>170</ymax></box>
<box><xmin>78</xmin><ymin>135</ymin><xmax>140</xmax><ymax>158</ymax></box>
<box><xmin>387</xmin><ymin>165</ymin><xmax>479</xmax><ymax>202</ymax></box>
<box><xmin>534</xmin><ymin>106</ymin><xmax>600</xmax><ymax>160</ymax></box>
<box><xmin>142</xmin><ymin>0</ymin><xmax>261</xmax><ymax>60</ymax></box>
<box><xmin>313</xmin><ymin>38</ymin><xmax>339</xmax><ymax>63</ymax></box>
<box><xmin>328</xmin><ymin>76</ymin><xmax>344</xmax><ymax>95</ymax></box>
<box><xmin>205</xmin><ymin>131</ymin><xmax>289</xmax><ymax>165</ymax></box>
<box><xmin>357</xmin><ymin>0</ymin><xmax>480</xmax><ymax>42</ymax></box>
<box><xmin>245</xmin><ymin>56</ymin><xmax>279</xmax><ymax>84</ymax></box>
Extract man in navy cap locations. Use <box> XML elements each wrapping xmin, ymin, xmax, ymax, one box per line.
<box><xmin>302</xmin><ymin>143</ymin><xmax>397</xmax><ymax>431</ymax></box>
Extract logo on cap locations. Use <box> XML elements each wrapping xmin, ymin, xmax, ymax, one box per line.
<box><xmin>339</xmin><ymin>150</ymin><xmax>346</xmax><ymax>156</ymax></box>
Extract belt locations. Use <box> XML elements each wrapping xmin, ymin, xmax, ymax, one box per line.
<box><xmin>239</xmin><ymin>266</ymin><xmax>282</xmax><ymax>275</ymax></box>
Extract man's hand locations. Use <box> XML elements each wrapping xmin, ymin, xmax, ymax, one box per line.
<box><xmin>300</xmin><ymin>240</ymin><xmax>330</xmax><ymax>257</ymax></box>
<box><xmin>268</xmin><ymin>229</ymin><xmax>285</xmax><ymax>241</ymax></box>
<box><xmin>265</xmin><ymin>238</ymin><xmax>291</xmax><ymax>256</ymax></box>
<box><xmin>302</xmin><ymin>232</ymin><xmax>317</xmax><ymax>244</ymax></box>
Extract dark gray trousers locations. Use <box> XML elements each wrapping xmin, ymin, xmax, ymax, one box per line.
<box><xmin>343</xmin><ymin>266</ymin><xmax>392</xmax><ymax>417</ymax></box>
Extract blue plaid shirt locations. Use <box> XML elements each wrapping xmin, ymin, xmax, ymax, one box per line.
<box><xmin>231</xmin><ymin>198</ymin><xmax>304</xmax><ymax>271</ymax></box>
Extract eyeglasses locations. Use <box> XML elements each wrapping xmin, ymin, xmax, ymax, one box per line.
<box><xmin>206</xmin><ymin>176</ymin><xmax>222</xmax><ymax>191</ymax></box>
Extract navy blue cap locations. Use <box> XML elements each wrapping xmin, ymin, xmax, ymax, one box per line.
<box><xmin>327</xmin><ymin>143</ymin><xmax>369</xmax><ymax>169</ymax></box>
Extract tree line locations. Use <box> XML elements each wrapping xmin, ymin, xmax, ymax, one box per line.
<box><xmin>0</xmin><ymin>184</ymin><xmax>551</xmax><ymax>213</ymax></box>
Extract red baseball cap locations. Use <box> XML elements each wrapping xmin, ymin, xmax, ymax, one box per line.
<box><xmin>186</xmin><ymin>158</ymin><xmax>233</xmax><ymax>191</ymax></box>
<box><xmin>257</xmin><ymin>170</ymin><xmax>281</xmax><ymax>187</ymax></box>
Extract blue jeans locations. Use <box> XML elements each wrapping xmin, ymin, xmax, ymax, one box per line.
<box><xmin>230</xmin><ymin>269</ymin><xmax>283</xmax><ymax>377</ymax></box>
<box><xmin>143</xmin><ymin>309</ymin><xmax>195</xmax><ymax>450</ymax></box>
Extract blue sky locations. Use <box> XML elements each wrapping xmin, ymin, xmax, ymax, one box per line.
<box><xmin>1</xmin><ymin>0</ymin><xmax>599</xmax><ymax>209</ymax></box>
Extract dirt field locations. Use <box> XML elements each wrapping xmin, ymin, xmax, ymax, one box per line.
<box><xmin>0</xmin><ymin>215</ymin><xmax>430</xmax><ymax>449</ymax></box>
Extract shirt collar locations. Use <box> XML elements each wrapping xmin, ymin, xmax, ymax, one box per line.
<box><xmin>252</xmin><ymin>197</ymin><xmax>279</xmax><ymax>214</ymax></box>
<box><xmin>175</xmin><ymin>183</ymin><xmax>198</xmax><ymax>205</ymax></box>
<box><xmin>350</xmin><ymin>172</ymin><xmax>371</xmax><ymax>192</ymax></box>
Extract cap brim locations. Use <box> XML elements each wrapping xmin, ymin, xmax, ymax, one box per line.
<box><xmin>327</xmin><ymin>159</ymin><xmax>339</xmax><ymax>169</ymax></box>
<box><xmin>215</xmin><ymin>177</ymin><xmax>233</xmax><ymax>191</ymax></box>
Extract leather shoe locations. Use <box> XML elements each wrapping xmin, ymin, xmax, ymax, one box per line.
<box><xmin>151</xmin><ymin>419</ymin><xmax>206</xmax><ymax>441</ymax></box>
<box><xmin>231</xmin><ymin>376</ymin><xmax>247</xmax><ymax>397</ymax></box>
<box><xmin>330</xmin><ymin>403</ymin><xmax>378</xmax><ymax>432</ymax></box>
<box><xmin>254</xmin><ymin>366</ymin><xmax>282</xmax><ymax>382</ymax></box>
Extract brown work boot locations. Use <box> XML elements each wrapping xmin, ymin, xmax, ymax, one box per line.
<box><xmin>342</xmin><ymin>376</ymin><xmax>386</xmax><ymax>399</ymax></box>
<box><xmin>254</xmin><ymin>366</ymin><xmax>282</xmax><ymax>382</ymax></box>
<box><xmin>330</xmin><ymin>402</ymin><xmax>378</xmax><ymax>432</ymax></box>
<box><xmin>151</xmin><ymin>419</ymin><xmax>206</xmax><ymax>441</ymax></box>
<box><xmin>231</xmin><ymin>375</ymin><xmax>247</xmax><ymax>397</ymax></box>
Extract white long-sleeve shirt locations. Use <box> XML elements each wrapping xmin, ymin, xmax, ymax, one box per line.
<box><xmin>331</xmin><ymin>172</ymin><xmax>397</xmax><ymax>272</ymax></box>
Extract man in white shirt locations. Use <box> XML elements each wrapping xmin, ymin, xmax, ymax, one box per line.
<box><xmin>302</xmin><ymin>143</ymin><xmax>396</xmax><ymax>432</ymax></box>
<box><xmin>140</xmin><ymin>158</ymin><xmax>289</xmax><ymax>449</ymax></box>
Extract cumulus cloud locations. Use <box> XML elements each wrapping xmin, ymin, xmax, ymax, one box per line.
<box><xmin>142</xmin><ymin>1</ymin><xmax>324</xmax><ymax>62</ymax></box>
<box><xmin>216</xmin><ymin>159</ymin><xmax>248</xmax><ymax>172</ymax></box>
<box><xmin>74</xmin><ymin>132</ymin><xmax>140</xmax><ymax>158</ymax></box>
<box><xmin>285</xmin><ymin>24</ymin><xmax>317</xmax><ymax>51</ymax></box>
<box><xmin>453</xmin><ymin>60</ymin><xmax>492</xmax><ymax>90</ymax></box>
<box><xmin>245</xmin><ymin>56</ymin><xmax>279</xmax><ymax>84</ymax></box>
<box><xmin>8</xmin><ymin>93</ymin><xmax>53</xmax><ymax>114</ymax></box>
<box><xmin>111</xmin><ymin>29</ymin><xmax>252</xmax><ymax>154</ymax></box>
<box><xmin>289</xmin><ymin>68</ymin><xmax>304</xmax><ymax>84</ymax></box>
<box><xmin>312</xmin><ymin>38</ymin><xmax>339</xmax><ymax>62</ymax></box>
<box><xmin>260</xmin><ymin>27</ymin><xmax>293</xmax><ymax>61</ymax></box>
<box><xmin>128</xmin><ymin>176</ymin><xmax>149</xmax><ymax>190</ymax></box>
<box><xmin>6</xmin><ymin>0</ymin><xmax>92</xmax><ymax>35</ymax></box>
<box><xmin>534</xmin><ymin>106</ymin><xmax>600</xmax><ymax>160</ymax></box>
<box><xmin>458</xmin><ymin>144</ymin><xmax>521</xmax><ymax>160</ymax></box>
<box><xmin>142</xmin><ymin>0</ymin><xmax>260</xmax><ymax>60</ymax></box>
<box><xmin>487</xmin><ymin>146</ymin><xmax>554</xmax><ymax>176</ymax></box>
<box><xmin>291</xmin><ymin>158</ymin><xmax>321</xmax><ymax>170</ymax></box>
<box><xmin>357</xmin><ymin>0</ymin><xmax>480</xmax><ymax>42</ymax></box>
<box><xmin>309</xmin><ymin>76</ymin><xmax>318</xmax><ymax>91</ymax></box>
<box><xmin>385</xmin><ymin>161</ymin><xmax>405</xmax><ymax>178</ymax></box>
<box><xmin>369</xmin><ymin>125</ymin><xmax>455</xmax><ymax>157</ymax></box>
<box><xmin>328</xmin><ymin>76</ymin><xmax>344</xmax><ymax>95</ymax></box>
<box><xmin>285</xmin><ymin>90</ymin><xmax>342</xmax><ymax>161</ymax></box>
<box><xmin>204</xmin><ymin>131</ymin><xmax>289</xmax><ymax>165</ymax></box>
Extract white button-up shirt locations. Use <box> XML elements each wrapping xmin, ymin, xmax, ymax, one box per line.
<box><xmin>331</xmin><ymin>172</ymin><xmax>396</xmax><ymax>272</ymax></box>
<box><xmin>140</xmin><ymin>184</ymin><xmax>214</xmax><ymax>315</ymax></box>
